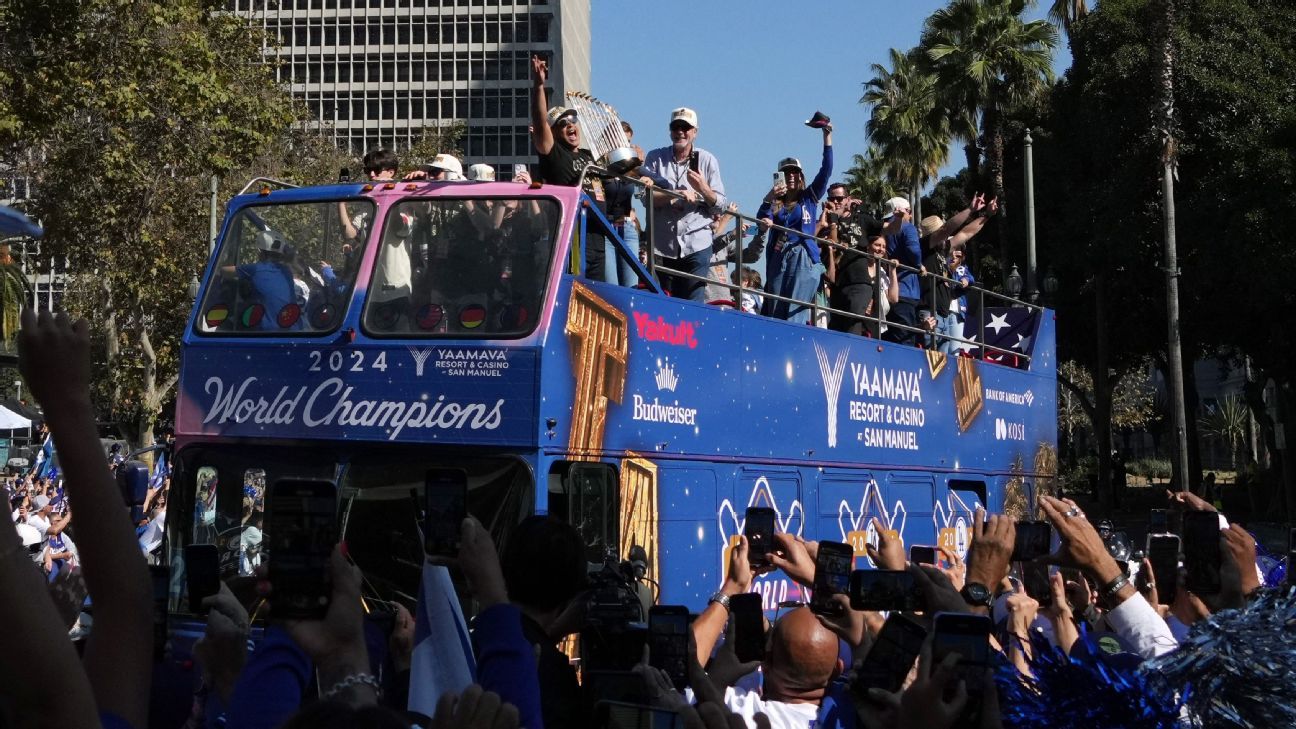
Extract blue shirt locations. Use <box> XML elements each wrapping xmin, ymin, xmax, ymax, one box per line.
<box><xmin>236</xmin><ymin>261</ymin><xmax>298</xmax><ymax>330</ymax></box>
<box><xmin>756</xmin><ymin>144</ymin><xmax>833</xmax><ymax>266</ymax></box>
<box><xmin>641</xmin><ymin>146</ymin><xmax>728</xmax><ymax>258</ymax></box>
<box><xmin>886</xmin><ymin>222</ymin><xmax>922</xmax><ymax>300</ymax></box>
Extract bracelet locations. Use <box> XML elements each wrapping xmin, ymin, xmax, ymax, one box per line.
<box><xmin>322</xmin><ymin>672</ymin><xmax>382</xmax><ymax>700</ymax></box>
<box><xmin>1098</xmin><ymin>574</ymin><xmax>1130</xmax><ymax>606</ymax></box>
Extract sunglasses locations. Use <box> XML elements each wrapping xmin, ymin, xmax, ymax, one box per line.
<box><xmin>827</xmin><ymin>196</ymin><xmax>845</xmax><ymax>202</ymax></box>
<box><xmin>669</xmin><ymin>123</ymin><xmax>694</xmax><ymax>133</ymax></box>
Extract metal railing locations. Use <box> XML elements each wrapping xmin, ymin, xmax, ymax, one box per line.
<box><xmin>579</xmin><ymin>168</ymin><xmax>1040</xmax><ymax>365</ymax></box>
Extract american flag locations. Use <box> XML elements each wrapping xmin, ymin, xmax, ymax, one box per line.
<box><xmin>968</xmin><ymin>307</ymin><xmax>1041</xmax><ymax>369</ymax></box>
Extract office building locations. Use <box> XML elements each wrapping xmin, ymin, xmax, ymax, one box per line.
<box><xmin>228</xmin><ymin>0</ymin><xmax>591</xmax><ymax>169</ymax></box>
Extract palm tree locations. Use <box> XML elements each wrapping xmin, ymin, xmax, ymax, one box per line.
<box><xmin>920</xmin><ymin>0</ymin><xmax>1058</xmax><ymax>275</ymax></box>
<box><xmin>1047</xmin><ymin>0</ymin><xmax>1090</xmax><ymax>41</ymax></box>
<box><xmin>842</xmin><ymin>148</ymin><xmax>898</xmax><ymax>210</ymax></box>
<box><xmin>860</xmin><ymin>47</ymin><xmax>951</xmax><ymax>218</ymax></box>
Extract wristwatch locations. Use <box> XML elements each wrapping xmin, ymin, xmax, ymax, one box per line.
<box><xmin>708</xmin><ymin>592</ymin><xmax>731</xmax><ymax>611</ymax></box>
<box><xmin>960</xmin><ymin>582</ymin><xmax>993</xmax><ymax>608</ymax></box>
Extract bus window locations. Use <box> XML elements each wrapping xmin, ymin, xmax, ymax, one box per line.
<box><xmin>239</xmin><ymin>469</ymin><xmax>266</xmax><ymax>577</ymax></box>
<box><xmin>197</xmin><ymin>199</ymin><xmax>373</xmax><ymax>335</ymax></box>
<box><xmin>549</xmin><ymin>461</ymin><xmax>619</xmax><ymax>564</ymax></box>
<box><xmin>362</xmin><ymin>197</ymin><xmax>559</xmax><ymax>337</ymax></box>
<box><xmin>193</xmin><ymin>466</ymin><xmax>219</xmax><ymax>545</ymax></box>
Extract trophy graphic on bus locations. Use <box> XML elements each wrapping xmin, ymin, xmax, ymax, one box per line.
<box><xmin>933</xmin><ymin>490</ymin><xmax>982</xmax><ymax>560</ymax></box>
<box><xmin>565</xmin><ymin>91</ymin><xmax>641</xmax><ymax>175</ymax></box>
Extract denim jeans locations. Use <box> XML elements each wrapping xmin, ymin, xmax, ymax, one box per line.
<box><xmin>763</xmin><ymin>244</ymin><xmax>819</xmax><ymax>324</ymax></box>
<box><xmin>607</xmin><ymin>222</ymin><xmax>640</xmax><ymax>287</ymax></box>
<box><xmin>658</xmin><ymin>247</ymin><xmax>712</xmax><ymax>302</ymax></box>
<box><xmin>940</xmin><ymin>312</ymin><xmax>961</xmax><ymax>354</ymax></box>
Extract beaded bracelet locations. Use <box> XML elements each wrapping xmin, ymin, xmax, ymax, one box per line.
<box><xmin>322</xmin><ymin>672</ymin><xmax>382</xmax><ymax>700</ymax></box>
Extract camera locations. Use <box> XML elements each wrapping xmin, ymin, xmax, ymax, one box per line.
<box><xmin>580</xmin><ymin>549</ymin><xmax>648</xmax><ymax>674</ymax></box>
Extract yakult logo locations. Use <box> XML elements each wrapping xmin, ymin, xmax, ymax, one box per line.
<box><xmin>202</xmin><ymin>376</ymin><xmax>504</xmax><ymax>441</ymax></box>
<box><xmin>633</xmin><ymin>311</ymin><xmax>698</xmax><ymax>349</ymax></box>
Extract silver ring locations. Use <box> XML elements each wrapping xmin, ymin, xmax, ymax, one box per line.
<box><xmin>1065</xmin><ymin>508</ymin><xmax>1081</xmax><ymax>518</ymax></box>
<box><xmin>1145</xmin><ymin>582</ymin><xmax>1156</xmax><ymax>589</ymax></box>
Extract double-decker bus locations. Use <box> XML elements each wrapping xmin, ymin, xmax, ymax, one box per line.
<box><xmin>165</xmin><ymin>176</ymin><xmax>1057</xmax><ymax>638</ymax></box>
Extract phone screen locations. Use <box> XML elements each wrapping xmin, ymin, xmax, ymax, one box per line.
<box><xmin>1146</xmin><ymin>534</ymin><xmax>1181</xmax><ymax>605</ymax></box>
<box><xmin>1182</xmin><ymin>511</ymin><xmax>1222</xmax><ymax>594</ymax></box>
<box><xmin>810</xmin><ymin>541</ymin><xmax>853</xmax><ymax>615</ymax></box>
<box><xmin>267</xmin><ymin>479</ymin><xmax>338</xmax><ymax>619</ymax></box>
<box><xmin>853</xmin><ymin>613</ymin><xmax>927</xmax><ymax>694</ymax></box>
<box><xmin>743</xmin><ymin>507</ymin><xmax>776</xmax><ymax>567</ymax></box>
<box><xmin>849</xmin><ymin>569</ymin><xmax>924</xmax><ymax>612</ymax></box>
<box><xmin>596</xmin><ymin>701</ymin><xmax>683</xmax><ymax>729</ymax></box>
<box><xmin>648</xmin><ymin>606</ymin><xmax>691</xmax><ymax>690</ymax></box>
<box><xmin>933</xmin><ymin>612</ymin><xmax>992</xmax><ymax>724</ymax></box>
<box><xmin>425</xmin><ymin>469</ymin><xmax>468</xmax><ymax>557</ymax></box>
<box><xmin>1011</xmin><ymin>521</ymin><xmax>1053</xmax><ymax>562</ymax></box>
<box><xmin>185</xmin><ymin>543</ymin><xmax>221</xmax><ymax>613</ymax></box>
<box><xmin>1021</xmin><ymin>562</ymin><xmax>1053</xmax><ymax>607</ymax></box>
<box><xmin>1149</xmin><ymin>509</ymin><xmax>1169</xmax><ymax>534</ymax></box>
<box><xmin>909</xmin><ymin>545</ymin><xmax>937</xmax><ymax>566</ymax></box>
<box><xmin>729</xmin><ymin>593</ymin><xmax>764</xmax><ymax>663</ymax></box>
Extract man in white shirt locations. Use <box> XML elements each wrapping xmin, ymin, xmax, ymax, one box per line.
<box><xmin>26</xmin><ymin>494</ymin><xmax>53</xmax><ymax>540</ymax></box>
<box><xmin>692</xmin><ymin>537</ymin><xmax>841</xmax><ymax>728</ymax></box>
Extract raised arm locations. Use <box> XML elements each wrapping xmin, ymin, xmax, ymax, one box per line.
<box><xmin>692</xmin><ymin>536</ymin><xmax>753</xmax><ymax>666</ymax></box>
<box><xmin>808</xmin><ymin>125</ymin><xmax>834</xmax><ymax>200</ymax></box>
<box><xmin>19</xmin><ymin>310</ymin><xmax>153</xmax><ymax>727</ymax></box>
<box><xmin>528</xmin><ymin>55</ymin><xmax>554</xmax><ymax>157</ymax></box>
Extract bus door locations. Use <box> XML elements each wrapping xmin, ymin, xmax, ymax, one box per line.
<box><xmin>935</xmin><ymin>477</ymin><xmax>988</xmax><ymax>562</ymax></box>
<box><xmin>726</xmin><ymin>466</ymin><xmax>805</xmax><ymax>610</ymax></box>
<box><xmin>818</xmin><ymin>469</ymin><xmax>881</xmax><ymax>568</ymax></box>
<box><xmin>884</xmin><ymin>473</ymin><xmax>935</xmax><ymax>563</ymax></box>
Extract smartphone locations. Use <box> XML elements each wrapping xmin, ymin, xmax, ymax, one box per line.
<box><xmin>595</xmin><ymin>701</ymin><xmax>683</xmax><ymax>729</ymax></box>
<box><xmin>513</xmin><ymin>163</ymin><xmax>528</xmax><ymax>179</ymax></box>
<box><xmin>267</xmin><ymin>479</ymin><xmax>338</xmax><ymax>620</ymax></box>
<box><xmin>852</xmin><ymin>613</ymin><xmax>927</xmax><ymax>694</ymax></box>
<box><xmin>1021</xmin><ymin>561</ymin><xmax>1053</xmax><ymax>607</ymax></box>
<box><xmin>729</xmin><ymin>592</ymin><xmax>764</xmax><ymax>663</ymax></box>
<box><xmin>688</xmin><ymin>151</ymin><xmax>699</xmax><ymax>173</ymax></box>
<box><xmin>743</xmin><ymin>507</ymin><xmax>776</xmax><ymax>567</ymax></box>
<box><xmin>647</xmin><ymin>605</ymin><xmax>691</xmax><ymax>690</ymax></box>
<box><xmin>1182</xmin><ymin>511</ymin><xmax>1222</xmax><ymax>595</ymax></box>
<box><xmin>338</xmin><ymin>167</ymin><xmax>351</xmax><ymax>183</ymax></box>
<box><xmin>909</xmin><ymin>545</ymin><xmax>937</xmax><ymax>566</ymax></box>
<box><xmin>932</xmin><ymin>612</ymin><xmax>993</xmax><ymax>724</ymax></box>
<box><xmin>810</xmin><ymin>541</ymin><xmax>854</xmax><ymax>615</ymax></box>
<box><xmin>185</xmin><ymin>543</ymin><xmax>221</xmax><ymax>614</ymax></box>
<box><xmin>1011</xmin><ymin>521</ymin><xmax>1053</xmax><ymax>562</ymax></box>
<box><xmin>1149</xmin><ymin>509</ymin><xmax>1169</xmax><ymax>535</ymax></box>
<box><xmin>773</xmin><ymin>171</ymin><xmax>786</xmax><ymax>189</ymax></box>
<box><xmin>424</xmin><ymin>469</ymin><xmax>468</xmax><ymax>557</ymax></box>
<box><xmin>849</xmin><ymin>569</ymin><xmax>924</xmax><ymax>612</ymax></box>
<box><xmin>1145</xmin><ymin>533</ymin><xmax>1181</xmax><ymax>605</ymax></box>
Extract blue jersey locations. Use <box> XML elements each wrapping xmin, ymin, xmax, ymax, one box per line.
<box><xmin>237</xmin><ymin>261</ymin><xmax>299</xmax><ymax>330</ymax></box>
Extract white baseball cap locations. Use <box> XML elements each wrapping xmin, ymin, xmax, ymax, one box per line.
<box><xmin>468</xmin><ymin>163</ymin><xmax>496</xmax><ymax>182</ymax></box>
<box><xmin>32</xmin><ymin>495</ymin><xmax>50</xmax><ymax>511</ymax></box>
<box><xmin>670</xmin><ymin>107</ymin><xmax>698</xmax><ymax>128</ymax></box>
<box><xmin>882</xmin><ymin>196</ymin><xmax>912</xmax><ymax>221</ymax></box>
<box><xmin>546</xmin><ymin>106</ymin><xmax>577</xmax><ymax>127</ymax></box>
<box><xmin>428</xmin><ymin>153</ymin><xmax>464</xmax><ymax>179</ymax></box>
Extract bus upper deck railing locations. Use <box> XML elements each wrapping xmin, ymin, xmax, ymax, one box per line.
<box><xmin>582</xmin><ymin>166</ymin><xmax>1041</xmax><ymax>365</ymax></box>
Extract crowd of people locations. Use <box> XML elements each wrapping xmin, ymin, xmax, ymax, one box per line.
<box><xmin>3</xmin><ymin>313</ymin><xmax>1295</xmax><ymax>729</ymax></box>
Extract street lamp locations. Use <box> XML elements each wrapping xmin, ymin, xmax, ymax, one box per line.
<box><xmin>187</xmin><ymin>274</ymin><xmax>201</xmax><ymax>302</ymax></box>
<box><xmin>1006</xmin><ymin>264</ymin><xmax>1024</xmax><ymax>299</ymax></box>
<box><xmin>1043</xmin><ymin>267</ymin><xmax>1059</xmax><ymax>297</ymax></box>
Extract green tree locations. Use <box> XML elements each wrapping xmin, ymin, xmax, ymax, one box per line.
<box><xmin>920</xmin><ymin>0</ymin><xmax>1058</xmax><ymax>274</ymax></box>
<box><xmin>0</xmin><ymin>0</ymin><xmax>299</xmax><ymax>448</ymax></box>
<box><xmin>1047</xmin><ymin>0</ymin><xmax>1091</xmax><ymax>40</ymax></box>
<box><xmin>861</xmin><ymin>47</ymin><xmax>951</xmax><ymax>217</ymax></box>
<box><xmin>842</xmin><ymin>148</ymin><xmax>898</xmax><ymax>210</ymax></box>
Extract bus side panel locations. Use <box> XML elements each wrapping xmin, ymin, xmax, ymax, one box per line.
<box><xmin>647</xmin><ymin>464</ymin><xmax>717</xmax><ymax>610</ymax></box>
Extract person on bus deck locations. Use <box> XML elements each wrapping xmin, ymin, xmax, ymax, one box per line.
<box><xmin>881</xmin><ymin>196</ymin><xmax>922</xmax><ymax>346</ymax></box>
<box><xmin>528</xmin><ymin>53</ymin><xmax>608</xmax><ymax>283</ymax></box>
<box><xmin>640</xmin><ymin>107</ymin><xmax>729</xmax><ymax>301</ymax></box>
<box><xmin>757</xmin><ymin>121</ymin><xmax>834</xmax><ymax>323</ymax></box>
<box><xmin>219</xmin><ymin>231</ymin><xmax>302</xmax><ymax>331</ymax></box>
<box><xmin>368</xmin><ymin>208</ymin><xmax>418</xmax><ymax>330</ymax></box>
<box><xmin>340</xmin><ymin>147</ymin><xmax>399</xmax><ymax>244</ymax></box>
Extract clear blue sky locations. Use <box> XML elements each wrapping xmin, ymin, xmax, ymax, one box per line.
<box><xmin>590</xmin><ymin>0</ymin><xmax>1071</xmax><ymax>216</ymax></box>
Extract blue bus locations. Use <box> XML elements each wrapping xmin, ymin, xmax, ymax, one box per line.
<box><xmin>165</xmin><ymin>176</ymin><xmax>1057</xmax><ymax>634</ymax></box>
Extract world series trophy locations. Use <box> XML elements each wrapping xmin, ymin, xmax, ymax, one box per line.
<box><xmin>564</xmin><ymin>91</ymin><xmax>640</xmax><ymax>175</ymax></box>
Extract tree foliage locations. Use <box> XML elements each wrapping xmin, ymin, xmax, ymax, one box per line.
<box><xmin>0</xmin><ymin>0</ymin><xmax>300</xmax><ymax>444</ymax></box>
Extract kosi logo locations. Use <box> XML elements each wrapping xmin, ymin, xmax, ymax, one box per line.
<box><xmin>994</xmin><ymin>418</ymin><xmax>1026</xmax><ymax>441</ymax></box>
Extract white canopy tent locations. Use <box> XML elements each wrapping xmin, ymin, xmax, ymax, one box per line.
<box><xmin>0</xmin><ymin>404</ymin><xmax>32</xmax><ymax>430</ymax></box>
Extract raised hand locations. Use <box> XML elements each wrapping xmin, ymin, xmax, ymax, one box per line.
<box><xmin>432</xmin><ymin>684</ymin><xmax>519</xmax><ymax>729</ymax></box>
<box><xmin>529</xmin><ymin>54</ymin><xmax>548</xmax><ymax>86</ymax></box>
<box><xmin>18</xmin><ymin>310</ymin><xmax>91</xmax><ymax>410</ymax></box>
<box><xmin>865</xmin><ymin>517</ymin><xmax>906</xmax><ymax>571</ymax></box>
<box><xmin>768</xmin><ymin>532</ymin><xmax>818</xmax><ymax>587</ymax></box>
<box><xmin>1222</xmin><ymin>524</ymin><xmax>1260</xmax><ymax>596</ymax></box>
<box><xmin>966</xmin><ymin>507</ymin><xmax>1015</xmax><ymax>599</ymax></box>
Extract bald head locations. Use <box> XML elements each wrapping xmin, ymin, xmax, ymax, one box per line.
<box><xmin>763</xmin><ymin>607</ymin><xmax>842</xmax><ymax>703</ymax></box>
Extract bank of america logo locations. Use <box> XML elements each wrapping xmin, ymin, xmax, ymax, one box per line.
<box><xmin>654</xmin><ymin>359</ymin><xmax>679</xmax><ymax>392</ymax></box>
<box><xmin>1024</xmin><ymin>390</ymin><xmax>1034</xmax><ymax>406</ymax></box>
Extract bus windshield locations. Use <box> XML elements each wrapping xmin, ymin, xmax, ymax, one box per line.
<box><xmin>197</xmin><ymin>199</ymin><xmax>373</xmax><ymax>335</ymax></box>
<box><xmin>362</xmin><ymin>197</ymin><xmax>559</xmax><ymax>337</ymax></box>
